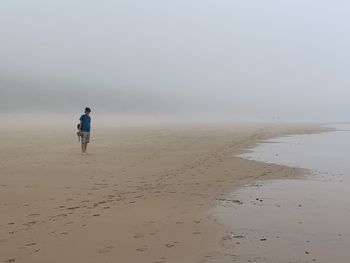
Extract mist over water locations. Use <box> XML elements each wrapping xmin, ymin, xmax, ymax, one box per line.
<box><xmin>1</xmin><ymin>1</ymin><xmax>350</xmax><ymax>122</ymax></box>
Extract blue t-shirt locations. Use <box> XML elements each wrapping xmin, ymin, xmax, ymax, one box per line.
<box><xmin>80</xmin><ymin>114</ymin><xmax>91</xmax><ymax>132</ymax></box>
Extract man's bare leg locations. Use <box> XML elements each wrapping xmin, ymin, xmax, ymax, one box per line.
<box><xmin>81</xmin><ymin>143</ymin><xmax>88</xmax><ymax>154</ymax></box>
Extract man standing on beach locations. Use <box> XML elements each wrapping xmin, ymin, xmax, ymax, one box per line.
<box><xmin>79</xmin><ymin>107</ymin><xmax>92</xmax><ymax>155</ymax></box>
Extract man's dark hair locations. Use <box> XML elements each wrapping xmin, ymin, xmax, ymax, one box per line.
<box><xmin>85</xmin><ymin>107</ymin><xmax>91</xmax><ymax>113</ymax></box>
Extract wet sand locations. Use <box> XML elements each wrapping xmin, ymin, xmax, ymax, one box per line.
<box><xmin>0</xmin><ymin>120</ymin><xmax>329</xmax><ymax>263</ymax></box>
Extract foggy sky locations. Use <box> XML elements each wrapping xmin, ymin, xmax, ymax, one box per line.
<box><xmin>1</xmin><ymin>0</ymin><xmax>350</xmax><ymax>121</ymax></box>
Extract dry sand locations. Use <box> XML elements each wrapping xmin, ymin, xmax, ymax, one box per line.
<box><xmin>0</xmin><ymin>121</ymin><xmax>329</xmax><ymax>263</ymax></box>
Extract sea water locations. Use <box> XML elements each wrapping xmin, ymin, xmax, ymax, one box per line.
<box><xmin>212</xmin><ymin>125</ymin><xmax>350</xmax><ymax>263</ymax></box>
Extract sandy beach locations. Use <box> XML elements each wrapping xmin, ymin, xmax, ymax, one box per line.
<box><xmin>0</xmin><ymin>121</ymin><xmax>328</xmax><ymax>263</ymax></box>
<box><xmin>2</xmin><ymin>0</ymin><xmax>350</xmax><ymax>261</ymax></box>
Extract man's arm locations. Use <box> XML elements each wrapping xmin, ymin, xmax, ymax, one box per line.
<box><xmin>79</xmin><ymin>120</ymin><xmax>83</xmax><ymax>132</ymax></box>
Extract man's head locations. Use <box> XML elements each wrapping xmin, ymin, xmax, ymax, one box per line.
<box><xmin>85</xmin><ymin>107</ymin><xmax>91</xmax><ymax>115</ymax></box>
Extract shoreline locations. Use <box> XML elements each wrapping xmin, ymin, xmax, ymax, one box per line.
<box><xmin>210</xmin><ymin>125</ymin><xmax>347</xmax><ymax>263</ymax></box>
<box><xmin>0</xmin><ymin>123</ymin><xmax>332</xmax><ymax>263</ymax></box>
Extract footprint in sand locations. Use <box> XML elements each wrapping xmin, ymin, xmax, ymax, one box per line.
<box><xmin>50</xmin><ymin>213</ymin><xmax>68</xmax><ymax>221</ymax></box>
<box><xmin>149</xmin><ymin>230</ymin><xmax>159</xmax><ymax>236</ymax></box>
<box><xmin>165</xmin><ymin>243</ymin><xmax>175</xmax><ymax>248</ymax></box>
<box><xmin>136</xmin><ymin>246</ymin><xmax>148</xmax><ymax>252</ymax></box>
<box><xmin>98</xmin><ymin>246</ymin><xmax>114</xmax><ymax>254</ymax></box>
<box><xmin>67</xmin><ymin>206</ymin><xmax>80</xmax><ymax>210</ymax></box>
<box><xmin>25</xmin><ymin>243</ymin><xmax>36</xmax><ymax>247</ymax></box>
<box><xmin>48</xmin><ymin>231</ymin><xmax>58</xmax><ymax>237</ymax></box>
<box><xmin>134</xmin><ymin>233</ymin><xmax>145</xmax><ymax>239</ymax></box>
<box><xmin>5</xmin><ymin>259</ymin><xmax>15</xmax><ymax>263</ymax></box>
<box><xmin>23</xmin><ymin>221</ymin><xmax>38</xmax><ymax>227</ymax></box>
<box><xmin>27</xmin><ymin>213</ymin><xmax>40</xmax><ymax>217</ymax></box>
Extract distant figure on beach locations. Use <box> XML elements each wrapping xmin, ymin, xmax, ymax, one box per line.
<box><xmin>78</xmin><ymin>107</ymin><xmax>92</xmax><ymax>155</ymax></box>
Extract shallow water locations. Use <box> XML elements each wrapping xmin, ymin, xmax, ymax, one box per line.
<box><xmin>213</xmin><ymin>125</ymin><xmax>350</xmax><ymax>263</ymax></box>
